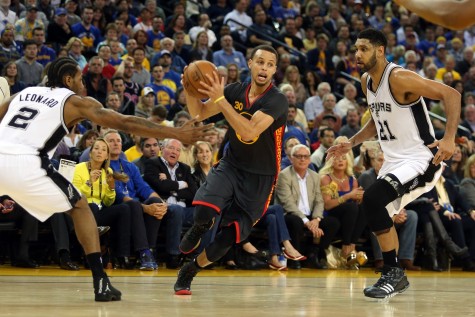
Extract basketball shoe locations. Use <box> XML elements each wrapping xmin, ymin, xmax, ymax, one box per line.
<box><xmin>94</xmin><ymin>275</ymin><xmax>122</xmax><ymax>301</ymax></box>
<box><xmin>174</xmin><ymin>259</ymin><xmax>202</xmax><ymax>295</ymax></box>
<box><xmin>364</xmin><ymin>266</ymin><xmax>409</xmax><ymax>299</ymax></box>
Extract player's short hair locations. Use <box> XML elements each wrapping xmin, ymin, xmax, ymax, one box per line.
<box><xmin>357</xmin><ymin>28</ymin><xmax>387</xmax><ymax>49</ymax></box>
<box><xmin>250</xmin><ymin>45</ymin><xmax>279</xmax><ymax>64</ymax></box>
<box><xmin>46</xmin><ymin>57</ymin><xmax>79</xmax><ymax>88</ymax></box>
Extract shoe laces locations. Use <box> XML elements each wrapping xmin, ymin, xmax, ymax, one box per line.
<box><xmin>374</xmin><ymin>267</ymin><xmax>400</xmax><ymax>287</ymax></box>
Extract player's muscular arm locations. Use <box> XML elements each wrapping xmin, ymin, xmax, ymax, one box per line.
<box><xmin>66</xmin><ymin>96</ymin><xmax>212</xmax><ymax>144</ymax></box>
<box><xmin>394</xmin><ymin>0</ymin><xmax>475</xmax><ymax>30</ymax></box>
<box><xmin>390</xmin><ymin>69</ymin><xmax>461</xmax><ymax>141</ymax></box>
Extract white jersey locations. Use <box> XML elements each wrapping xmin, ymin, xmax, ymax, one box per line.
<box><xmin>366</xmin><ymin>63</ymin><xmax>442</xmax><ymax>217</ymax></box>
<box><xmin>366</xmin><ymin>62</ymin><xmax>436</xmax><ymax>168</ymax></box>
<box><xmin>0</xmin><ymin>87</ymin><xmax>74</xmax><ymax>158</ymax></box>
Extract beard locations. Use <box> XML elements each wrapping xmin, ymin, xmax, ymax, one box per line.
<box><xmin>360</xmin><ymin>51</ymin><xmax>377</xmax><ymax>73</ymax></box>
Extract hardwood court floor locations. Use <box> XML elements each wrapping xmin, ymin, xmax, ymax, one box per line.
<box><xmin>0</xmin><ymin>265</ymin><xmax>474</xmax><ymax>317</ymax></box>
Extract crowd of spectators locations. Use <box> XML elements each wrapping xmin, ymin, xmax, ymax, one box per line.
<box><xmin>1</xmin><ymin>0</ymin><xmax>475</xmax><ymax>272</ymax></box>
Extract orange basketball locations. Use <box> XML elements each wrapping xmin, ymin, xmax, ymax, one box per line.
<box><xmin>183</xmin><ymin>60</ymin><xmax>218</xmax><ymax>99</ymax></box>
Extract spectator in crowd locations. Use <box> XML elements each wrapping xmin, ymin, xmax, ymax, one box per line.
<box><xmin>0</xmin><ymin>0</ymin><xmax>17</xmax><ymax>33</ymax></box>
<box><xmin>73</xmin><ymin>138</ymin><xmax>160</xmax><ymax>270</ymax></box>
<box><xmin>247</xmin><ymin>9</ymin><xmax>276</xmax><ymax>48</ymax></box>
<box><xmin>223</xmin><ymin>0</ymin><xmax>252</xmax><ymax>46</ymax></box>
<box><xmin>71</xmin><ymin>5</ymin><xmax>102</xmax><ymax>57</ymax></box>
<box><xmin>103</xmin><ymin>131</ymin><xmax>167</xmax><ymax>268</ymax></box>
<box><xmin>313</xmin><ymin>93</ymin><xmax>342</xmax><ymax>132</ymax></box>
<box><xmin>189</xmin><ymin>13</ymin><xmax>217</xmax><ymax>48</ymax></box>
<box><xmin>134</xmin><ymin>30</ymin><xmax>154</xmax><ymax>61</ymax></box>
<box><xmin>275</xmin><ymin>144</ymin><xmax>339</xmax><ymax>269</ymax></box>
<box><xmin>31</xmin><ymin>26</ymin><xmax>55</xmax><ymax>67</ymax></box>
<box><xmin>2</xmin><ymin>60</ymin><xmax>26</xmax><ymax>94</ymax></box>
<box><xmin>131</xmin><ymin>47</ymin><xmax>151</xmax><ymax>87</ymax></box>
<box><xmin>282</xmin><ymin>65</ymin><xmax>306</xmax><ymax>105</ymax></box>
<box><xmin>15</xmin><ymin>39</ymin><xmax>43</xmax><ymax>86</ymax></box>
<box><xmin>212</xmin><ymin>35</ymin><xmax>247</xmax><ymax>70</ymax></box>
<box><xmin>135</xmin><ymin>86</ymin><xmax>157</xmax><ymax>119</ymax></box>
<box><xmin>65</xmin><ymin>37</ymin><xmax>87</xmax><ymax>70</ymax></box>
<box><xmin>335</xmin><ymin>83</ymin><xmax>358</xmax><ymax>118</ymax></box>
<box><xmin>319</xmin><ymin>138</ymin><xmax>367</xmax><ymax>269</ymax></box>
<box><xmin>0</xmin><ymin>25</ymin><xmax>20</xmax><ymax>73</ymax></box>
<box><xmin>147</xmin><ymin>15</ymin><xmax>165</xmax><ymax>52</ymax></box>
<box><xmin>133</xmin><ymin>137</ymin><xmax>160</xmax><ymax>176</ymax></box>
<box><xmin>143</xmin><ymin>138</ymin><xmax>198</xmax><ymax>269</ymax></box>
<box><xmin>146</xmin><ymin>64</ymin><xmax>175</xmax><ymax>109</ymax></box>
<box><xmin>111</xmin><ymin>76</ymin><xmax>134</xmax><ymax>115</ymax></box>
<box><xmin>310</xmin><ymin>127</ymin><xmax>335</xmax><ymax>170</ymax></box>
<box><xmin>172</xmin><ymin>31</ymin><xmax>191</xmax><ymax>65</ymax></box>
<box><xmin>15</xmin><ymin>4</ymin><xmax>44</xmax><ymax>43</ymax></box>
<box><xmin>46</xmin><ymin>7</ymin><xmax>72</xmax><ymax>50</ymax></box>
<box><xmin>455</xmin><ymin>47</ymin><xmax>474</xmax><ymax>79</ymax></box>
<box><xmin>190</xmin><ymin>31</ymin><xmax>213</xmax><ymax>63</ymax></box>
<box><xmin>65</xmin><ymin>0</ymin><xmax>81</xmax><ymax>26</ymax></box>
<box><xmin>304</xmin><ymin>82</ymin><xmax>331</xmax><ymax>122</ymax></box>
<box><xmin>119</xmin><ymin>57</ymin><xmax>141</xmax><ymax>106</ymax></box>
<box><xmin>83</xmin><ymin>56</ymin><xmax>112</xmax><ymax>106</ymax></box>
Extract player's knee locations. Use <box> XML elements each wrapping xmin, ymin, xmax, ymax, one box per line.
<box><xmin>194</xmin><ymin>205</ymin><xmax>219</xmax><ymax>226</ymax></box>
<box><xmin>362</xmin><ymin>179</ymin><xmax>398</xmax><ymax>232</ymax></box>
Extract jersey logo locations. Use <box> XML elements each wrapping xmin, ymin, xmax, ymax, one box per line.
<box><xmin>369</xmin><ymin>102</ymin><xmax>392</xmax><ymax>118</ymax></box>
<box><xmin>235</xmin><ymin>112</ymin><xmax>259</xmax><ymax>144</ymax></box>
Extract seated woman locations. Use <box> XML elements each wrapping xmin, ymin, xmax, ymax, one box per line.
<box><xmin>319</xmin><ymin>137</ymin><xmax>367</xmax><ymax>269</ymax></box>
<box><xmin>73</xmin><ymin>138</ymin><xmax>158</xmax><ymax>270</ymax></box>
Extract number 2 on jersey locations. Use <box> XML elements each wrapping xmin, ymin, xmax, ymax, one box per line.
<box><xmin>7</xmin><ymin>107</ymin><xmax>39</xmax><ymax>130</ymax></box>
<box><xmin>377</xmin><ymin>119</ymin><xmax>396</xmax><ymax>141</ymax></box>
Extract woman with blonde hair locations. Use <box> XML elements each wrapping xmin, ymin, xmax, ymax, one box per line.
<box><xmin>282</xmin><ymin>65</ymin><xmax>307</xmax><ymax>104</ymax></box>
<box><xmin>65</xmin><ymin>37</ymin><xmax>87</xmax><ymax>70</ymax></box>
<box><xmin>190</xmin><ymin>30</ymin><xmax>213</xmax><ymax>62</ymax></box>
<box><xmin>319</xmin><ymin>136</ymin><xmax>367</xmax><ymax>269</ymax></box>
<box><xmin>73</xmin><ymin>138</ymin><xmax>159</xmax><ymax>270</ymax></box>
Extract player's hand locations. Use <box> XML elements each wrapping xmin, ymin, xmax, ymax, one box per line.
<box><xmin>198</xmin><ymin>71</ymin><xmax>225</xmax><ymax>103</ymax></box>
<box><xmin>326</xmin><ymin>142</ymin><xmax>352</xmax><ymax>160</ymax></box>
<box><xmin>176</xmin><ymin>117</ymin><xmax>215</xmax><ymax>144</ymax></box>
<box><xmin>428</xmin><ymin>137</ymin><xmax>455</xmax><ymax>165</ymax></box>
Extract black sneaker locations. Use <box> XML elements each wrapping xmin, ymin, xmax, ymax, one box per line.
<box><xmin>179</xmin><ymin>219</ymin><xmax>214</xmax><ymax>254</ymax></box>
<box><xmin>363</xmin><ymin>266</ymin><xmax>409</xmax><ymax>299</ymax></box>
<box><xmin>94</xmin><ymin>275</ymin><xmax>122</xmax><ymax>302</ymax></box>
<box><xmin>174</xmin><ymin>260</ymin><xmax>202</xmax><ymax>295</ymax></box>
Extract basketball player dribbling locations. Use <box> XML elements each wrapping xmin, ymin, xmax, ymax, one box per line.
<box><xmin>327</xmin><ymin>29</ymin><xmax>461</xmax><ymax>299</ymax></box>
<box><xmin>0</xmin><ymin>57</ymin><xmax>212</xmax><ymax>301</ymax></box>
<box><xmin>174</xmin><ymin>45</ymin><xmax>288</xmax><ymax>295</ymax></box>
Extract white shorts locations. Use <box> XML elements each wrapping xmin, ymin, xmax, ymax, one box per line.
<box><xmin>0</xmin><ymin>153</ymin><xmax>81</xmax><ymax>222</ymax></box>
<box><xmin>379</xmin><ymin>159</ymin><xmax>443</xmax><ymax>217</ymax></box>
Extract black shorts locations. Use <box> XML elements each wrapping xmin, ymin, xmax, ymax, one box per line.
<box><xmin>193</xmin><ymin>160</ymin><xmax>275</xmax><ymax>242</ymax></box>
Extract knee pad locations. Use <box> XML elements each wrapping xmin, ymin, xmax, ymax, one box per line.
<box><xmin>194</xmin><ymin>205</ymin><xmax>218</xmax><ymax>227</ymax></box>
<box><xmin>205</xmin><ymin>225</ymin><xmax>236</xmax><ymax>262</ymax></box>
<box><xmin>362</xmin><ymin>178</ymin><xmax>399</xmax><ymax>232</ymax></box>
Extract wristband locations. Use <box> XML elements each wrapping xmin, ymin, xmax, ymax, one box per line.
<box><xmin>214</xmin><ymin>96</ymin><xmax>225</xmax><ymax>103</ymax></box>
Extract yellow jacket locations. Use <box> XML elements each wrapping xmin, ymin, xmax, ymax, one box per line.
<box><xmin>73</xmin><ymin>162</ymin><xmax>116</xmax><ymax>207</ymax></box>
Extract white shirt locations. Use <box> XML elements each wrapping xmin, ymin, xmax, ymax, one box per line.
<box><xmin>297</xmin><ymin>171</ymin><xmax>311</xmax><ymax>219</ymax></box>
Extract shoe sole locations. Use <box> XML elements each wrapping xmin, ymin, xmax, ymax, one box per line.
<box><xmin>95</xmin><ymin>294</ymin><xmax>122</xmax><ymax>302</ymax></box>
<box><xmin>174</xmin><ymin>289</ymin><xmax>192</xmax><ymax>295</ymax></box>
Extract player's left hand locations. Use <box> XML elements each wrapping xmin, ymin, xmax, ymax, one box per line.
<box><xmin>198</xmin><ymin>72</ymin><xmax>225</xmax><ymax>104</ymax></box>
<box><xmin>326</xmin><ymin>142</ymin><xmax>352</xmax><ymax>160</ymax></box>
<box><xmin>428</xmin><ymin>137</ymin><xmax>455</xmax><ymax>165</ymax></box>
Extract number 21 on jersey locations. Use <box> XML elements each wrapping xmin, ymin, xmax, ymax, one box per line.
<box><xmin>377</xmin><ymin>119</ymin><xmax>396</xmax><ymax>141</ymax></box>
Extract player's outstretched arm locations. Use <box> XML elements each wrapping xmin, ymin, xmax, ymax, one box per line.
<box><xmin>394</xmin><ymin>0</ymin><xmax>475</xmax><ymax>30</ymax></box>
<box><xmin>66</xmin><ymin>95</ymin><xmax>214</xmax><ymax>145</ymax></box>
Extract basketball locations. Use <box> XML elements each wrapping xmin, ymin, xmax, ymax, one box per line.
<box><xmin>183</xmin><ymin>60</ymin><xmax>218</xmax><ymax>99</ymax></box>
<box><xmin>0</xmin><ymin>77</ymin><xmax>10</xmax><ymax>103</ymax></box>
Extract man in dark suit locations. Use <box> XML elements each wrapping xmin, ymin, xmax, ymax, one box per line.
<box><xmin>143</xmin><ymin>138</ymin><xmax>198</xmax><ymax>268</ymax></box>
